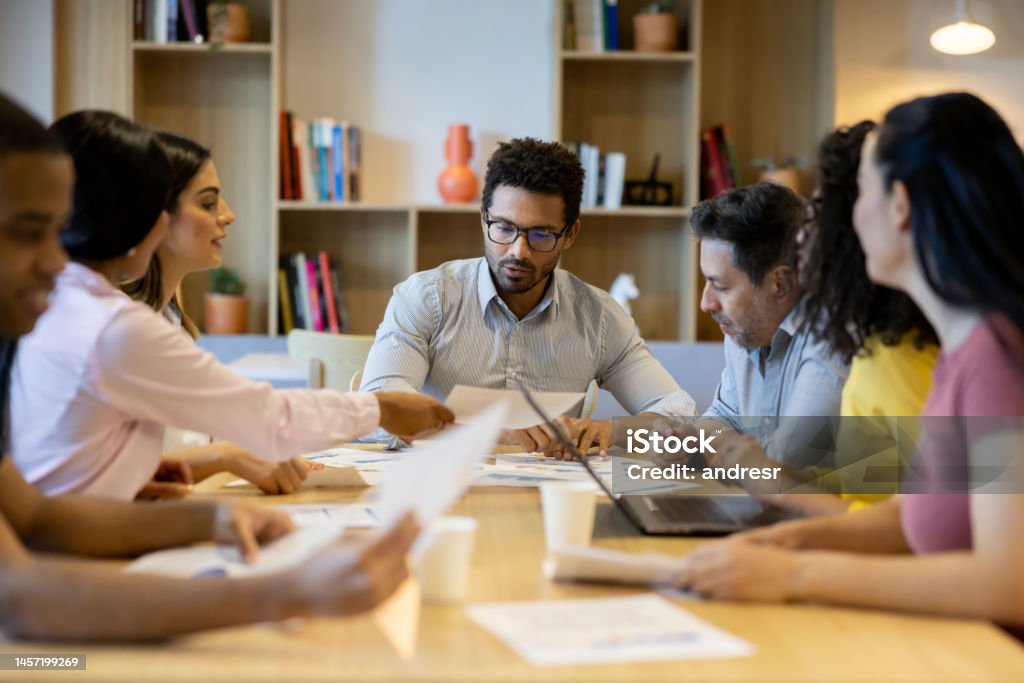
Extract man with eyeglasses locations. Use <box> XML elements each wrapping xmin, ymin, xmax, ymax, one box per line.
<box><xmin>360</xmin><ymin>138</ymin><xmax>696</xmax><ymax>454</ymax></box>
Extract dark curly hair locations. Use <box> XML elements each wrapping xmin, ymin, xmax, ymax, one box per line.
<box><xmin>481</xmin><ymin>138</ymin><xmax>584</xmax><ymax>228</ymax></box>
<box><xmin>690</xmin><ymin>181</ymin><xmax>805</xmax><ymax>285</ymax></box>
<box><xmin>800</xmin><ymin>121</ymin><xmax>937</xmax><ymax>364</ymax></box>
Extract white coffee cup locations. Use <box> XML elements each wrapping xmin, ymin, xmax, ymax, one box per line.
<box><xmin>540</xmin><ymin>480</ymin><xmax>598</xmax><ymax>551</ymax></box>
<box><xmin>414</xmin><ymin>515</ymin><xmax>478</xmax><ymax>603</ymax></box>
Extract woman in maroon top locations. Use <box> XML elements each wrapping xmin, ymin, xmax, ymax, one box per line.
<box><xmin>676</xmin><ymin>92</ymin><xmax>1024</xmax><ymax>630</ymax></box>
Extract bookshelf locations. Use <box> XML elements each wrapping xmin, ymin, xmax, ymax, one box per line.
<box><xmin>51</xmin><ymin>0</ymin><xmax>708</xmax><ymax>341</ymax></box>
<box><xmin>556</xmin><ymin>0</ymin><xmax>702</xmax><ymax>341</ymax></box>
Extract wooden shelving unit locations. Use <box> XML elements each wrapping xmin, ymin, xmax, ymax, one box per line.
<box><xmin>52</xmin><ymin>0</ymin><xmax>711</xmax><ymax>342</ymax></box>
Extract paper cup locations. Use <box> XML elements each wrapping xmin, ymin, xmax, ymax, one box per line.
<box><xmin>414</xmin><ymin>516</ymin><xmax>478</xmax><ymax>603</ymax></box>
<box><xmin>540</xmin><ymin>480</ymin><xmax>597</xmax><ymax>551</ymax></box>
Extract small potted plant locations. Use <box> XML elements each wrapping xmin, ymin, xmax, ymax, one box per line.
<box><xmin>207</xmin><ymin>0</ymin><xmax>250</xmax><ymax>44</ymax></box>
<box><xmin>633</xmin><ymin>1</ymin><xmax>678</xmax><ymax>52</ymax></box>
<box><xmin>204</xmin><ymin>267</ymin><xmax>249</xmax><ymax>334</ymax></box>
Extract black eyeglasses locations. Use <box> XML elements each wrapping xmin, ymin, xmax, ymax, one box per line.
<box><xmin>483</xmin><ymin>214</ymin><xmax>571</xmax><ymax>253</ymax></box>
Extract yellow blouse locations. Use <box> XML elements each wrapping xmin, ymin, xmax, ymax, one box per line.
<box><xmin>836</xmin><ymin>334</ymin><xmax>938</xmax><ymax>512</ymax></box>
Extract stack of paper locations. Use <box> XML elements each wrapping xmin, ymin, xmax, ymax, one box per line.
<box><xmin>466</xmin><ymin>594</ymin><xmax>754</xmax><ymax>666</ymax></box>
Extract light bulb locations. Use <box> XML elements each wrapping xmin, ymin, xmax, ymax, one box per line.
<box><xmin>930</xmin><ymin>20</ymin><xmax>995</xmax><ymax>55</ymax></box>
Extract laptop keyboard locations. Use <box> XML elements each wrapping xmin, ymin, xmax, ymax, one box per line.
<box><xmin>648</xmin><ymin>496</ymin><xmax>734</xmax><ymax>524</ymax></box>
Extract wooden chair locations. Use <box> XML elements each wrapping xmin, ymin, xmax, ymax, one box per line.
<box><xmin>286</xmin><ymin>330</ymin><xmax>375</xmax><ymax>392</ymax></box>
<box><xmin>580</xmin><ymin>379</ymin><xmax>599</xmax><ymax>419</ymax></box>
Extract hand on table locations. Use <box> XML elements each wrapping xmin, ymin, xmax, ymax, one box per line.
<box><xmin>227</xmin><ymin>452</ymin><xmax>322</xmax><ymax>495</ymax></box>
<box><xmin>674</xmin><ymin>539</ymin><xmax>797</xmax><ymax>603</ymax></box>
<box><xmin>213</xmin><ymin>504</ymin><xmax>296</xmax><ymax>563</ymax></box>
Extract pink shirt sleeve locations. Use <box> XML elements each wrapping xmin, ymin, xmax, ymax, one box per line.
<box><xmin>88</xmin><ymin>304</ymin><xmax>381</xmax><ymax>460</ymax></box>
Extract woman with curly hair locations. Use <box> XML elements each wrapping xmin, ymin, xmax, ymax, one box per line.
<box><xmin>773</xmin><ymin>121</ymin><xmax>941</xmax><ymax>516</ymax></box>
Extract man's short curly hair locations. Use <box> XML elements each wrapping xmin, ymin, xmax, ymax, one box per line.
<box><xmin>481</xmin><ymin>138</ymin><xmax>584</xmax><ymax>227</ymax></box>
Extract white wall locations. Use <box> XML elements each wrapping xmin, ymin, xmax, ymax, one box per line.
<box><xmin>0</xmin><ymin>0</ymin><xmax>55</xmax><ymax>122</ymax></box>
<box><xmin>834</xmin><ymin>0</ymin><xmax>1024</xmax><ymax>136</ymax></box>
<box><xmin>281</xmin><ymin>0</ymin><xmax>557</xmax><ymax>204</ymax></box>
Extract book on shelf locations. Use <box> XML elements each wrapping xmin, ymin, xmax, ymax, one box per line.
<box><xmin>328</xmin><ymin>260</ymin><xmax>350</xmax><ymax>333</ymax></box>
<box><xmin>571</xmin><ymin>0</ymin><xmax>604</xmax><ymax>52</ymax></box>
<box><xmin>279</xmin><ymin>111</ymin><xmax>363</xmax><ymax>204</ymax></box>
<box><xmin>178</xmin><ymin>0</ymin><xmax>200</xmax><ymax>43</ymax></box>
<box><xmin>279</xmin><ymin>251</ymin><xmax>348</xmax><ymax>333</ymax></box>
<box><xmin>700</xmin><ymin>125</ymin><xmax>740</xmax><ymax>199</ymax></box>
<box><xmin>602</xmin><ymin>152</ymin><xmax>626</xmax><ymax>209</ymax></box>
<box><xmin>318</xmin><ymin>251</ymin><xmax>341</xmax><ymax>334</ymax></box>
<box><xmin>604</xmin><ymin>0</ymin><xmax>619</xmax><ymax>51</ymax></box>
<box><xmin>566</xmin><ymin>142</ymin><xmax>626</xmax><ymax>210</ymax></box>
<box><xmin>134</xmin><ymin>0</ymin><xmax>146</xmax><ymax>40</ymax></box>
<box><xmin>304</xmin><ymin>259</ymin><xmax>324</xmax><ymax>332</ymax></box>
<box><xmin>347</xmin><ymin>125</ymin><xmax>361</xmax><ymax>202</ymax></box>
<box><xmin>278</xmin><ymin>111</ymin><xmax>293</xmax><ymax>200</ymax></box>
<box><xmin>277</xmin><ymin>267</ymin><xmax>293</xmax><ymax>334</ymax></box>
<box><xmin>166</xmin><ymin>0</ymin><xmax>178</xmax><ymax>45</ymax></box>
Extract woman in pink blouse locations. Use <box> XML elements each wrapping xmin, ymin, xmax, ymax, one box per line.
<box><xmin>9</xmin><ymin>111</ymin><xmax>453</xmax><ymax>501</ymax></box>
<box><xmin>675</xmin><ymin>92</ymin><xmax>1024</xmax><ymax>631</ymax></box>
<box><xmin>119</xmin><ymin>130</ymin><xmax>317</xmax><ymax>497</ymax></box>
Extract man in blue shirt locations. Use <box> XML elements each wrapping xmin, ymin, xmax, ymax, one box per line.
<box><xmin>666</xmin><ymin>182</ymin><xmax>848</xmax><ymax>470</ymax></box>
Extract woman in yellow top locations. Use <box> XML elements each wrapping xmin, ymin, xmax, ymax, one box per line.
<box><xmin>780</xmin><ymin>121</ymin><xmax>939</xmax><ymax>515</ymax></box>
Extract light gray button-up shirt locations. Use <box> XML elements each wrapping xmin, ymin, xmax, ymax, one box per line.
<box><xmin>703</xmin><ymin>306</ymin><xmax>849</xmax><ymax>466</ymax></box>
<box><xmin>360</xmin><ymin>258</ymin><xmax>696</xmax><ymax>418</ymax></box>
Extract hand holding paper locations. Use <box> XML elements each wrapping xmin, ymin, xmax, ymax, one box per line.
<box><xmin>445</xmin><ymin>385</ymin><xmax>583</xmax><ymax>430</ymax></box>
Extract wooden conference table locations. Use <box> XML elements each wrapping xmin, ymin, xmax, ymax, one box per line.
<box><xmin>3</xmin><ymin>462</ymin><xmax>1024</xmax><ymax>682</ymax></box>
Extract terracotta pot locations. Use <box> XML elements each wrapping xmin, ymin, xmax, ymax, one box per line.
<box><xmin>204</xmin><ymin>293</ymin><xmax>249</xmax><ymax>334</ymax></box>
<box><xmin>759</xmin><ymin>168</ymin><xmax>804</xmax><ymax>196</ymax></box>
<box><xmin>633</xmin><ymin>13</ymin><xmax>677</xmax><ymax>52</ymax></box>
<box><xmin>437</xmin><ymin>123</ymin><xmax>478</xmax><ymax>203</ymax></box>
<box><xmin>207</xmin><ymin>2</ymin><xmax>250</xmax><ymax>44</ymax></box>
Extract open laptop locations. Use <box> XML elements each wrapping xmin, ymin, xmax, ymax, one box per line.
<box><xmin>516</xmin><ymin>381</ymin><xmax>800</xmax><ymax>536</ymax></box>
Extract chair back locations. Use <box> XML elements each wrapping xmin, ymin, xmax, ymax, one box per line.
<box><xmin>286</xmin><ymin>330</ymin><xmax>375</xmax><ymax>391</ymax></box>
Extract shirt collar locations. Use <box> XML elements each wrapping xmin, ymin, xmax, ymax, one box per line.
<box><xmin>745</xmin><ymin>302</ymin><xmax>804</xmax><ymax>366</ymax></box>
<box><xmin>475</xmin><ymin>258</ymin><xmax>559</xmax><ymax>320</ymax></box>
<box><xmin>60</xmin><ymin>261</ymin><xmax>119</xmax><ymax>296</ymax></box>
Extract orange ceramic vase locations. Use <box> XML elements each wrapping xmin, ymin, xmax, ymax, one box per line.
<box><xmin>437</xmin><ymin>124</ymin><xmax>477</xmax><ymax>203</ymax></box>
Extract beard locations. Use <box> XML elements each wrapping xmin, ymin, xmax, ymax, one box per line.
<box><xmin>487</xmin><ymin>253</ymin><xmax>558</xmax><ymax>295</ymax></box>
<box><xmin>713</xmin><ymin>310</ymin><xmax>765</xmax><ymax>351</ymax></box>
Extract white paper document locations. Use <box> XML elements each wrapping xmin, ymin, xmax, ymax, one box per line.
<box><xmin>445</xmin><ymin>385</ymin><xmax>583</xmax><ymax>430</ymax></box>
<box><xmin>225</xmin><ymin>464</ymin><xmax>368</xmax><ymax>490</ymax></box>
<box><xmin>374</xmin><ymin>401</ymin><xmax>509</xmax><ymax>527</ymax></box>
<box><xmin>275</xmin><ymin>503</ymin><xmax>378</xmax><ymax>528</ymax></box>
<box><xmin>543</xmin><ymin>545</ymin><xmax>681</xmax><ymax>586</ymax></box>
<box><xmin>124</xmin><ymin>524</ymin><xmax>346</xmax><ymax>579</ymax></box>
<box><xmin>227</xmin><ymin>352</ymin><xmax>303</xmax><ymax>381</ymax></box>
<box><xmin>466</xmin><ymin>594</ymin><xmax>754</xmax><ymax>666</ymax></box>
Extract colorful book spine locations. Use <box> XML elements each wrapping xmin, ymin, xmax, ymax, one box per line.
<box><xmin>180</xmin><ymin>0</ymin><xmax>199</xmax><ymax>42</ymax></box>
<box><xmin>604</xmin><ymin>0</ymin><xmax>618</xmax><ymax>51</ymax></box>
<box><xmin>331</xmin><ymin>123</ymin><xmax>344</xmax><ymax>202</ymax></box>
<box><xmin>318</xmin><ymin>251</ymin><xmax>341</xmax><ymax>334</ymax></box>
<box><xmin>713</xmin><ymin>125</ymin><xmax>737</xmax><ymax>191</ymax></box>
<box><xmin>304</xmin><ymin>259</ymin><xmax>324</xmax><ymax>332</ymax></box>
<box><xmin>278</xmin><ymin>111</ymin><xmax>292</xmax><ymax>200</ymax></box>
<box><xmin>347</xmin><ymin>126</ymin><xmax>361</xmax><ymax>202</ymax></box>
<box><xmin>277</xmin><ymin>268</ymin><xmax>293</xmax><ymax>334</ymax></box>
<box><xmin>292</xmin><ymin>252</ymin><xmax>313</xmax><ymax>330</ymax></box>
<box><xmin>329</xmin><ymin>262</ymin><xmax>349</xmax><ymax>333</ymax></box>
